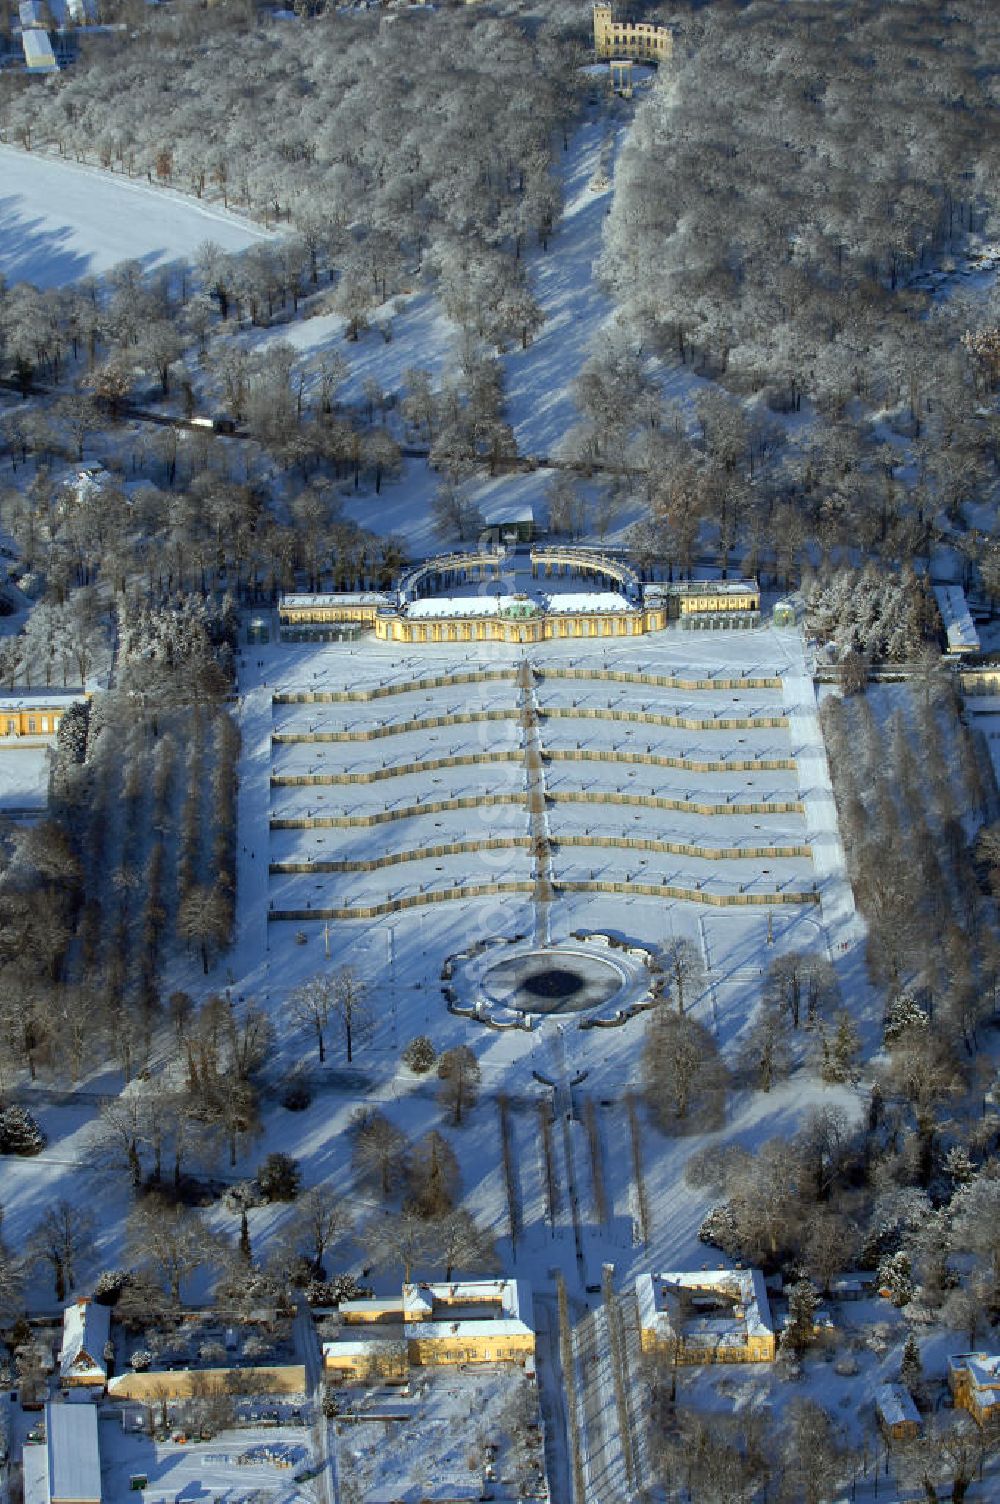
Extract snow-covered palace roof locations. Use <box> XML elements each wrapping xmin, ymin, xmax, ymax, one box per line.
<box><xmin>950</xmin><ymin>1352</ymin><xmax>1000</xmax><ymax>1395</ymax></box>
<box><xmin>0</xmin><ymin>694</ymin><xmax>86</xmax><ymax>712</ymax></box>
<box><xmin>636</xmin><ymin>1268</ymin><xmax>773</xmax><ymax>1352</ymax></box>
<box><xmin>280</xmin><ymin>593</ymin><xmax>391</xmax><ymax>610</ymax></box>
<box><xmin>325</xmin><ymin>1278</ymin><xmax>534</xmax><ymax>1363</ymax></box>
<box><xmin>402</xmin><ymin>1279</ymin><xmax>532</xmax><ymax>1339</ymax></box>
<box><xmin>59</xmin><ymin>1299</ymin><xmax>110</xmax><ymax>1384</ymax></box>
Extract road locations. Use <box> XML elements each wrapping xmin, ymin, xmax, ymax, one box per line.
<box><xmin>294</xmin><ymin>1304</ymin><xmax>339</xmax><ymax>1504</ymax></box>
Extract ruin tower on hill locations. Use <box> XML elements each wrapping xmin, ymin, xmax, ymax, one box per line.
<box><xmin>593</xmin><ymin>4</ymin><xmax>673</xmax><ymax>65</ymax></box>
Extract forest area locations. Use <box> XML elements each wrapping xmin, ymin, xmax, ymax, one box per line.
<box><xmin>0</xmin><ymin>5</ymin><xmax>998</xmax><ymax>1498</ymax></box>
<box><xmin>591</xmin><ymin>0</ymin><xmax>1000</xmax><ymax>602</ymax></box>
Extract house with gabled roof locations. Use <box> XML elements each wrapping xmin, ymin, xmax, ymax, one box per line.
<box><xmin>59</xmin><ymin>1300</ymin><xmax>110</xmax><ymax>1388</ymax></box>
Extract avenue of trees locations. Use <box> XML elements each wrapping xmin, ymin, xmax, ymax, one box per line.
<box><xmin>0</xmin><ymin>594</ymin><xmax>239</xmax><ymax>1087</ymax></box>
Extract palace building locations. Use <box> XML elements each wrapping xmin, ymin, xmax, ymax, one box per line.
<box><xmin>948</xmin><ymin>1352</ymin><xmax>1000</xmax><ymax>1425</ymax></box>
<box><xmin>0</xmin><ymin>693</ymin><xmax>87</xmax><ymax>740</ymax></box>
<box><xmin>323</xmin><ymin>1279</ymin><xmax>535</xmax><ymax>1382</ymax></box>
<box><xmin>278</xmin><ymin>546</ymin><xmax>759</xmax><ymax>647</ymax></box>
<box><xmin>636</xmin><ymin>1269</ymin><xmax>776</xmax><ymax>1364</ymax></box>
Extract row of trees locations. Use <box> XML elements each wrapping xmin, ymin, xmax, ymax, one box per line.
<box><xmin>822</xmin><ymin>683</ymin><xmax>995</xmax><ymax>1012</ymax></box>
<box><xmin>0</xmin><ymin>594</ymin><xmax>241</xmax><ymax>1087</ymax></box>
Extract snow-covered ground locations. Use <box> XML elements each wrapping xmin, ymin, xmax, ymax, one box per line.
<box><xmin>500</xmin><ymin>115</ymin><xmax>620</xmax><ymax>458</ymax></box>
<box><xmin>99</xmin><ymin>1424</ymin><xmax>311</xmax><ymax>1504</ymax></box>
<box><xmin>0</xmin><ymin>744</ymin><xmax>50</xmax><ymax>811</ymax></box>
<box><xmin>187</xmin><ymin>618</ymin><xmax>857</xmax><ymax>1311</ymax></box>
<box><xmin>0</xmin><ymin>148</ymin><xmax>270</xmax><ymax>289</ymax></box>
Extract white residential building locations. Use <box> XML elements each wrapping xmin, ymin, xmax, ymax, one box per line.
<box><xmin>59</xmin><ymin>1299</ymin><xmax>111</xmax><ymax>1387</ymax></box>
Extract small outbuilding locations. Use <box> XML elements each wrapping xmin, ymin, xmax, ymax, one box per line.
<box><xmin>875</xmin><ymin>1382</ymin><xmax>921</xmax><ymax>1442</ymax></box>
<box><xmin>933</xmin><ymin>584</ymin><xmax>980</xmax><ymax>656</ymax></box>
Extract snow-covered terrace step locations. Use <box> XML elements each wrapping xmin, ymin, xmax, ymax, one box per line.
<box><xmin>270</xmin><ymin>792</ymin><xmax>527</xmax><ymax>828</ymax></box>
<box><xmin>271</xmin><ymin>745</ymin><xmax>796</xmax><ymax>781</ymax></box>
<box><xmin>269</xmin><ymin>851</ymin><xmax>533</xmax><ymax>908</ymax></box>
<box><xmin>268</xmin><ymin>810</ymin><xmax>530</xmax><ymax>864</ymax></box>
<box><xmin>538</xmin><ymin>667</ymin><xmax>783</xmax><ymax>691</ymax></box>
<box><xmin>270</xmin><ymin>835</ymin><xmax>533</xmax><ymax>873</ymax></box>
<box><xmin>272</xmin><ymin>669</ymin><xmax>516</xmax><ymax>703</ymax></box>
<box><xmin>268</xmin><ymin>877</ymin><xmax>819</xmax><ymax>923</ymax></box>
<box><xmin>547</xmin><ymin>804</ymin><xmax>807</xmax><ymax>846</ymax></box>
<box><xmin>534</xmin><ymin>699</ymin><xmax>787</xmax><ymax>728</ymax></box>
<box><xmin>548</xmin><ymin>833</ymin><xmax>811</xmax><ymax>860</ymax></box>
<box><xmin>270</xmin><ymin>703</ymin><xmax>788</xmax><ymax>742</ymax></box>
<box><xmin>271</xmin><ymin>666</ymin><xmax>783</xmax><ymax>702</ymax></box>
<box><xmin>268</xmin><ymin>787</ymin><xmax>803</xmax><ymax>828</ymax></box>
<box><xmin>270</xmin><ymin>749</ymin><xmax>524</xmax><ymax>785</ymax></box>
<box><xmin>541</xmin><ymin>764</ymin><xmax>799</xmax><ymax>800</ymax></box>
<box><xmin>270</xmin><ymin>707</ymin><xmax>519</xmax><ymax>742</ymax></box>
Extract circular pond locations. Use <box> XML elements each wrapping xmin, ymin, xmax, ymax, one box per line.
<box><xmin>481</xmin><ymin>947</ymin><xmax>625</xmax><ymax>1015</ymax></box>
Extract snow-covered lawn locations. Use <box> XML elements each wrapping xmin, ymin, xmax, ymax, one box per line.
<box><xmin>0</xmin><ymin>148</ymin><xmax>270</xmax><ymax>289</ymax></box>
<box><xmin>182</xmin><ymin>620</ymin><xmax>855</xmax><ymax>1307</ymax></box>
<box><xmin>333</xmin><ymin>1367</ymin><xmax>544</xmax><ymax>1503</ymax></box>
<box><xmin>0</xmin><ymin>744</ymin><xmax>51</xmax><ymax>811</ymax></box>
<box><xmin>99</xmin><ymin>1424</ymin><xmax>312</xmax><ymax>1504</ymax></box>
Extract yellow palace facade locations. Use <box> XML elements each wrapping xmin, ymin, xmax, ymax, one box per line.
<box><xmin>278</xmin><ymin>547</ymin><xmax>759</xmax><ymax>646</ymax></box>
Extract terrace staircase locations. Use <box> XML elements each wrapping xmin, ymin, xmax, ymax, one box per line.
<box><xmin>518</xmin><ymin>659</ymin><xmax>555</xmax><ymax>943</ymax></box>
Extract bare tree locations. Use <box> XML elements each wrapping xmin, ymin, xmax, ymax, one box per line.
<box><xmin>351</xmin><ymin>1108</ymin><xmax>409</xmax><ymax>1199</ymax></box>
<box><xmin>661</xmin><ymin>935</ymin><xmax>705</xmax><ymax>1015</ymax></box>
<box><xmin>362</xmin><ymin>1207</ymin><xmax>433</xmax><ymax>1284</ymax></box>
<box><xmin>127</xmin><ymin>1194</ymin><xmax>227</xmax><ymax>1306</ymax></box>
<box><xmin>32</xmin><ymin>1200</ymin><xmax>95</xmax><ymax>1302</ymax></box>
<box><xmin>643</xmin><ymin>1010</ymin><xmax>728</xmax><ymax>1130</ymax></box>
<box><xmin>437</xmin><ymin>1045</ymin><xmax>481</xmax><ymax>1126</ymax></box>
<box><xmin>288</xmin><ymin>973</ymin><xmax>333</xmax><ymax>1063</ymax></box>
<box><xmin>177</xmin><ymin>883</ymin><xmax>231</xmax><ymax>974</ymax></box>
<box><xmin>331</xmin><ymin>966</ymin><xmax>370</xmax><ymax>1064</ymax></box>
<box><xmin>287</xmin><ymin>1185</ymin><xmax>352</xmax><ymax>1274</ymax></box>
<box><xmin>94</xmin><ymin>1093</ymin><xmax>147</xmax><ymax>1191</ymax></box>
<box><xmin>405</xmin><ymin>1130</ymin><xmax>460</xmax><ymax>1220</ymax></box>
<box><xmin>764</xmin><ymin>951</ymin><xmax>837</xmax><ymax>1031</ymax></box>
<box><xmin>432</xmin><ymin>1208</ymin><xmax>499</xmax><ymax>1282</ymax></box>
<box><xmin>899</xmin><ymin>1414</ymin><xmax>998</xmax><ymax>1504</ymax></box>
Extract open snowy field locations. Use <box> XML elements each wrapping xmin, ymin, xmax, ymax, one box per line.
<box><xmin>98</xmin><ymin>1425</ymin><xmax>312</xmax><ymax>1504</ymax></box>
<box><xmin>0</xmin><ymin>148</ymin><xmax>270</xmax><ymax>289</ymax></box>
<box><xmin>0</xmin><ymin>744</ymin><xmax>50</xmax><ymax>811</ymax></box>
